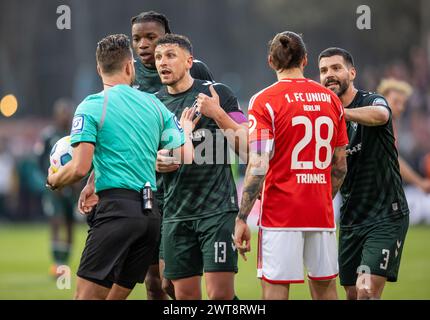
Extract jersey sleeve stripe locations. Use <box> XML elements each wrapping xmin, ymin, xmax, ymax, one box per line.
<box><xmin>264</xmin><ymin>102</ymin><xmax>276</xmax><ymax>136</ymax></box>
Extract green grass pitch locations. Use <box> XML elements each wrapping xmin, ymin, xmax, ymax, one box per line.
<box><xmin>0</xmin><ymin>223</ymin><xmax>429</xmax><ymax>299</ymax></box>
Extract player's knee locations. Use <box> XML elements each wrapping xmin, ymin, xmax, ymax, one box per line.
<box><xmin>145</xmin><ymin>274</ymin><xmax>164</xmax><ymax>297</ymax></box>
<box><xmin>356</xmin><ymin>287</ymin><xmax>368</xmax><ymax>299</ymax></box>
<box><xmin>175</xmin><ymin>289</ymin><xmax>200</xmax><ymax>300</ymax></box>
<box><xmin>162</xmin><ymin>278</ymin><xmax>175</xmax><ymax>299</ymax></box>
<box><xmin>357</xmin><ymin>287</ymin><xmax>381</xmax><ymax>300</ymax></box>
<box><xmin>345</xmin><ymin>287</ymin><xmax>357</xmax><ymax>300</ymax></box>
<box><xmin>74</xmin><ymin>279</ymin><xmax>86</xmax><ymax>300</ymax></box>
<box><xmin>74</xmin><ymin>290</ymin><xmax>81</xmax><ymax>300</ymax></box>
<box><xmin>357</xmin><ymin>286</ymin><xmax>377</xmax><ymax>300</ymax></box>
<box><xmin>207</xmin><ymin>287</ymin><xmax>234</xmax><ymax>300</ymax></box>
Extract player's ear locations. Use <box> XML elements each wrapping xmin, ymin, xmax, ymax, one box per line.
<box><xmin>349</xmin><ymin>66</ymin><xmax>357</xmax><ymax>81</ymax></box>
<box><xmin>96</xmin><ymin>64</ymin><xmax>102</xmax><ymax>77</ymax></box>
<box><xmin>125</xmin><ymin>59</ymin><xmax>132</xmax><ymax>76</ymax></box>
<box><xmin>186</xmin><ymin>54</ymin><xmax>194</xmax><ymax>70</ymax></box>
<box><xmin>302</xmin><ymin>54</ymin><xmax>308</xmax><ymax>68</ymax></box>
<box><xmin>268</xmin><ymin>55</ymin><xmax>275</xmax><ymax>71</ymax></box>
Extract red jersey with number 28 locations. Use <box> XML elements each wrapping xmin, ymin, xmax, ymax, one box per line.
<box><xmin>248</xmin><ymin>78</ymin><xmax>348</xmax><ymax>230</ymax></box>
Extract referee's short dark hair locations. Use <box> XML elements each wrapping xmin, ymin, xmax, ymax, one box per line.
<box><xmin>130</xmin><ymin>11</ymin><xmax>172</xmax><ymax>34</ymax></box>
<box><xmin>318</xmin><ymin>47</ymin><xmax>355</xmax><ymax>68</ymax></box>
<box><xmin>155</xmin><ymin>34</ymin><xmax>193</xmax><ymax>55</ymax></box>
<box><xmin>96</xmin><ymin>34</ymin><xmax>132</xmax><ymax>74</ymax></box>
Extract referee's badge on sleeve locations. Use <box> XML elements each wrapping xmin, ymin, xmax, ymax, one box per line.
<box><xmin>71</xmin><ymin>115</ymin><xmax>84</xmax><ymax>134</ymax></box>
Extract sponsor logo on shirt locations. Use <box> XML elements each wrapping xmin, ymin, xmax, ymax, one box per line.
<box><xmin>192</xmin><ymin>129</ymin><xmax>206</xmax><ymax>140</ymax></box>
<box><xmin>71</xmin><ymin>115</ymin><xmax>84</xmax><ymax>134</ymax></box>
<box><xmin>173</xmin><ymin>115</ymin><xmax>183</xmax><ymax>133</ymax></box>
<box><xmin>346</xmin><ymin>143</ymin><xmax>362</xmax><ymax>156</ymax></box>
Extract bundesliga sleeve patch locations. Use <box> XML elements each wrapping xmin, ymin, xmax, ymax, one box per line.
<box><xmin>71</xmin><ymin>115</ymin><xmax>84</xmax><ymax>134</ymax></box>
<box><xmin>372</xmin><ymin>97</ymin><xmax>388</xmax><ymax>107</ymax></box>
<box><xmin>173</xmin><ymin>115</ymin><xmax>183</xmax><ymax>132</ymax></box>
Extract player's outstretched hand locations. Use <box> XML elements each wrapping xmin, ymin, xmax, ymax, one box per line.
<box><xmin>234</xmin><ymin>217</ymin><xmax>251</xmax><ymax>261</ymax></box>
<box><xmin>196</xmin><ymin>85</ymin><xmax>221</xmax><ymax>120</ymax></box>
<box><xmin>180</xmin><ymin>106</ymin><xmax>201</xmax><ymax>135</ymax></box>
<box><xmin>156</xmin><ymin>149</ymin><xmax>180</xmax><ymax>173</ymax></box>
<box><xmin>78</xmin><ymin>183</ymin><xmax>98</xmax><ymax>215</ymax></box>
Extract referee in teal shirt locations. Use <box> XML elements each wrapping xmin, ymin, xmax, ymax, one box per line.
<box><xmin>47</xmin><ymin>34</ymin><xmax>194</xmax><ymax>300</ymax></box>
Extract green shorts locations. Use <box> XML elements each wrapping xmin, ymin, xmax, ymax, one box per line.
<box><xmin>339</xmin><ymin>215</ymin><xmax>409</xmax><ymax>286</ymax></box>
<box><xmin>162</xmin><ymin>212</ymin><xmax>238</xmax><ymax>280</ymax></box>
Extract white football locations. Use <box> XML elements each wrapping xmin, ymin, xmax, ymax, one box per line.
<box><xmin>50</xmin><ymin>135</ymin><xmax>73</xmax><ymax>173</ymax></box>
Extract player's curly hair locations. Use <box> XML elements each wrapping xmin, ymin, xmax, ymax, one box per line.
<box><xmin>268</xmin><ymin>31</ymin><xmax>306</xmax><ymax>71</ymax></box>
<box><xmin>96</xmin><ymin>34</ymin><xmax>132</xmax><ymax>74</ymax></box>
<box><xmin>130</xmin><ymin>11</ymin><xmax>172</xmax><ymax>34</ymax></box>
<box><xmin>377</xmin><ymin>78</ymin><xmax>413</xmax><ymax>97</ymax></box>
<box><xmin>155</xmin><ymin>34</ymin><xmax>193</xmax><ymax>55</ymax></box>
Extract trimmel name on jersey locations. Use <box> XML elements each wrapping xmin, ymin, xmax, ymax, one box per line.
<box><xmin>296</xmin><ymin>173</ymin><xmax>327</xmax><ymax>184</ymax></box>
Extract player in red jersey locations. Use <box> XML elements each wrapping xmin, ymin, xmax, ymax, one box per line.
<box><xmin>234</xmin><ymin>31</ymin><xmax>348</xmax><ymax>300</ymax></box>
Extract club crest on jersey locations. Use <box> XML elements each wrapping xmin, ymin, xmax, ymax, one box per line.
<box><xmin>71</xmin><ymin>115</ymin><xmax>84</xmax><ymax>134</ymax></box>
<box><xmin>190</xmin><ymin>99</ymin><xmax>201</xmax><ymax>118</ymax></box>
<box><xmin>351</xmin><ymin>121</ymin><xmax>358</xmax><ymax>131</ymax></box>
<box><xmin>173</xmin><ymin>115</ymin><xmax>183</xmax><ymax>133</ymax></box>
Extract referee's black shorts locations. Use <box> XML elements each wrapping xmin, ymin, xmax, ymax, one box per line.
<box><xmin>77</xmin><ymin>188</ymin><xmax>161</xmax><ymax>290</ymax></box>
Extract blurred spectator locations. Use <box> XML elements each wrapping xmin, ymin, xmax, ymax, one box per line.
<box><xmin>0</xmin><ymin>137</ymin><xmax>14</xmax><ymax>219</ymax></box>
<box><xmin>377</xmin><ymin>78</ymin><xmax>430</xmax><ymax>191</ymax></box>
<box><xmin>378</xmin><ymin>78</ymin><xmax>430</xmax><ymax>224</ymax></box>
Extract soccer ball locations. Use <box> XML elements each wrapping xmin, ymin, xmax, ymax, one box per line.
<box><xmin>50</xmin><ymin>136</ymin><xmax>73</xmax><ymax>173</ymax></box>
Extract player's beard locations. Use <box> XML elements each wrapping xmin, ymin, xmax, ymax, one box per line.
<box><xmin>163</xmin><ymin>69</ymin><xmax>187</xmax><ymax>87</ymax></box>
<box><xmin>331</xmin><ymin>78</ymin><xmax>349</xmax><ymax>98</ymax></box>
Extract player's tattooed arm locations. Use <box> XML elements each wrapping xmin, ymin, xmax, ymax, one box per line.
<box><xmin>237</xmin><ymin>150</ymin><xmax>270</xmax><ymax>222</ymax></box>
<box><xmin>331</xmin><ymin>146</ymin><xmax>347</xmax><ymax>198</ymax></box>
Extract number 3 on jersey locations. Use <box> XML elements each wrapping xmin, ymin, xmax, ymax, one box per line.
<box><xmin>291</xmin><ymin>116</ymin><xmax>334</xmax><ymax>170</ymax></box>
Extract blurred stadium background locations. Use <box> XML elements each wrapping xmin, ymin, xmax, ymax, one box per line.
<box><xmin>1</xmin><ymin>0</ymin><xmax>430</xmax><ymax>299</ymax></box>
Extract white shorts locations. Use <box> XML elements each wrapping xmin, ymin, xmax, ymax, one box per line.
<box><xmin>257</xmin><ymin>229</ymin><xmax>338</xmax><ymax>283</ymax></box>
